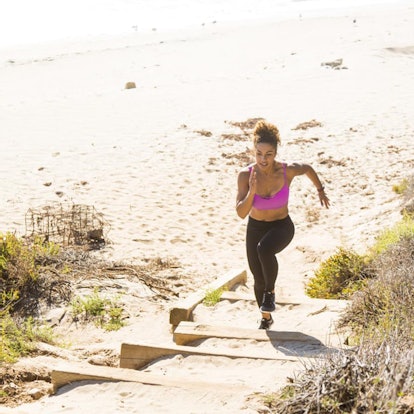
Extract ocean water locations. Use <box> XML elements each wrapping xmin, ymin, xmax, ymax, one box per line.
<box><xmin>0</xmin><ymin>0</ymin><xmax>406</xmax><ymax>49</ymax></box>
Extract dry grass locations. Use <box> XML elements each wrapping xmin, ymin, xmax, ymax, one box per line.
<box><xmin>272</xmin><ymin>246</ymin><xmax>414</xmax><ymax>412</ymax></box>
<box><xmin>1</xmin><ymin>245</ymin><xmax>195</xmax><ymax>406</ymax></box>
<box><xmin>338</xmin><ymin>237</ymin><xmax>414</xmax><ymax>341</ymax></box>
<box><xmin>269</xmin><ymin>179</ymin><xmax>414</xmax><ymax>413</ymax></box>
<box><xmin>272</xmin><ymin>338</ymin><xmax>414</xmax><ymax>413</ymax></box>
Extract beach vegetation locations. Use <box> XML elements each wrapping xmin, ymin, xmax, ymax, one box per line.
<box><xmin>368</xmin><ymin>213</ymin><xmax>414</xmax><ymax>257</ymax></box>
<box><xmin>203</xmin><ymin>286</ymin><xmax>227</xmax><ymax>306</ymax></box>
<box><xmin>338</xmin><ymin>236</ymin><xmax>414</xmax><ymax>342</ymax></box>
<box><xmin>262</xmin><ymin>392</ymin><xmax>279</xmax><ymax>408</ymax></box>
<box><xmin>1</xmin><ymin>230</ymin><xmax>186</xmax><ymax>366</ymax></box>
<box><xmin>269</xmin><ymin>179</ymin><xmax>414</xmax><ymax>413</ymax></box>
<box><xmin>305</xmin><ymin>247</ymin><xmax>371</xmax><ymax>299</ymax></box>
<box><xmin>306</xmin><ymin>212</ymin><xmax>414</xmax><ymax>300</ymax></box>
<box><xmin>70</xmin><ymin>287</ymin><xmax>125</xmax><ymax>331</ymax></box>
<box><xmin>0</xmin><ymin>313</ymin><xmax>55</xmax><ymax>363</ymax></box>
<box><xmin>0</xmin><ymin>232</ymin><xmax>189</xmax><ymax>405</ymax></box>
<box><xmin>392</xmin><ymin>178</ymin><xmax>409</xmax><ymax>194</ymax></box>
<box><xmin>269</xmin><ymin>234</ymin><xmax>414</xmax><ymax>413</ymax></box>
<box><xmin>0</xmin><ymin>232</ymin><xmax>60</xmax><ymax>309</ymax></box>
<box><xmin>0</xmin><ymin>233</ymin><xmax>61</xmax><ymax>362</ymax></box>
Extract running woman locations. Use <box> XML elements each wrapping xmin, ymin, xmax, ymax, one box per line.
<box><xmin>236</xmin><ymin>120</ymin><xmax>330</xmax><ymax>329</ymax></box>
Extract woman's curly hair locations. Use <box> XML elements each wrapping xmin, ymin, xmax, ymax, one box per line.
<box><xmin>252</xmin><ymin>120</ymin><xmax>281</xmax><ymax>150</ymax></box>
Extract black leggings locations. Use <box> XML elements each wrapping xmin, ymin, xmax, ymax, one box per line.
<box><xmin>246</xmin><ymin>215</ymin><xmax>295</xmax><ymax>307</ymax></box>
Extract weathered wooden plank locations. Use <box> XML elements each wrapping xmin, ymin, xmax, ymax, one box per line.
<box><xmin>173</xmin><ymin>321</ymin><xmax>322</xmax><ymax>345</ymax></box>
<box><xmin>119</xmin><ymin>341</ymin><xmax>298</xmax><ymax>370</ymax></box>
<box><xmin>51</xmin><ymin>363</ymin><xmax>251</xmax><ymax>393</ymax></box>
<box><xmin>169</xmin><ymin>268</ymin><xmax>247</xmax><ymax>326</ymax></box>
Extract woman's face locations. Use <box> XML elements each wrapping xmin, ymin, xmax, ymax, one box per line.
<box><xmin>254</xmin><ymin>143</ymin><xmax>276</xmax><ymax>170</ymax></box>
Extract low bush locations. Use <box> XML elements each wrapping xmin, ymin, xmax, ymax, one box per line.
<box><xmin>203</xmin><ymin>286</ymin><xmax>227</xmax><ymax>307</ymax></box>
<box><xmin>269</xmin><ymin>218</ymin><xmax>414</xmax><ymax>413</ymax></box>
<box><xmin>305</xmin><ymin>247</ymin><xmax>371</xmax><ymax>299</ymax></box>
<box><xmin>306</xmin><ymin>212</ymin><xmax>414</xmax><ymax>301</ymax></box>
<box><xmin>339</xmin><ymin>236</ymin><xmax>414</xmax><ymax>342</ymax></box>
<box><xmin>0</xmin><ymin>233</ymin><xmax>60</xmax><ymax>312</ymax></box>
<box><xmin>1</xmin><ymin>233</ymin><xmax>62</xmax><ymax>362</ymax></box>
<box><xmin>70</xmin><ymin>288</ymin><xmax>125</xmax><ymax>331</ymax></box>
<box><xmin>369</xmin><ymin>213</ymin><xmax>414</xmax><ymax>257</ymax></box>
<box><xmin>0</xmin><ymin>313</ymin><xmax>55</xmax><ymax>363</ymax></box>
<box><xmin>270</xmin><ymin>335</ymin><xmax>414</xmax><ymax>413</ymax></box>
<box><xmin>392</xmin><ymin>178</ymin><xmax>409</xmax><ymax>195</ymax></box>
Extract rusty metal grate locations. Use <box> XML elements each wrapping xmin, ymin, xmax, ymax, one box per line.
<box><xmin>25</xmin><ymin>203</ymin><xmax>109</xmax><ymax>247</ymax></box>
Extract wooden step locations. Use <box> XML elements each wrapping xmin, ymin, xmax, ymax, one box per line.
<box><xmin>169</xmin><ymin>268</ymin><xmax>247</xmax><ymax>326</ymax></box>
<box><xmin>173</xmin><ymin>321</ymin><xmax>323</xmax><ymax>345</ymax></box>
<box><xmin>119</xmin><ymin>341</ymin><xmax>299</xmax><ymax>370</ymax></box>
<box><xmin>51</xmin><ymin>363</ymin><xmax>252</xmax><ymax>393</ymax></box>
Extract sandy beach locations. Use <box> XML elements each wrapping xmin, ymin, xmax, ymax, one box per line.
<box><xmin>1</xmin><ymin>1</ymin><xmax>414</xmax><ymax>412</ymax></box>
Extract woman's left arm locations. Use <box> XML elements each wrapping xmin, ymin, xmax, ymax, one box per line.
<box><xmin>290</xmin><ymin>163</ymin><xmax>330</xmax><ymax>209</ymax></box>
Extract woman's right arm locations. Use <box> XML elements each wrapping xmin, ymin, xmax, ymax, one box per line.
<box><xmin>236</xmin><ymin>168</ymin><xmax>256</xmax><ymax>219</ymax></box>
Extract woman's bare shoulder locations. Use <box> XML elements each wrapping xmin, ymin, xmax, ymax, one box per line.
<box><xmin>239</xmin><ymin>163</ymin><xmax>255</xmax><ymax>174</ymax></box>
<box><xmin>285</xmin><ymin>161</ymin><xmax>302</xmax><ymax>168</ymax></box>
<box><xmin>286</xmin><ymin>162</ymin><xmax>311</xmax><ymax>176</ymax></box>
<box><xmin>237</xmin><ymin>164</ymin><xmax>254</xmax><ymax>185</ymax></box>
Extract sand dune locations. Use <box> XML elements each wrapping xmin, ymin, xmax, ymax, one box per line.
<box><xmin>0</xmin><ymin>2</ymin><xmax>413</xmax><ymax>412</ymax></box>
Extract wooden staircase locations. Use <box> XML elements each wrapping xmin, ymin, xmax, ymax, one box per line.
<box><xmin>51</xmin><ymin>268</ymin><xmax>348</xmax><ymax>399</ymax></box>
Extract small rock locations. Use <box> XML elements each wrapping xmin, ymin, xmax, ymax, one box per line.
<box><xmin>321</xmin><ymin>58</ymin><xmax>343</xmax><ymax>69</ymax></box>
<box><xmin>28</xmin><ymin>387</ymin><xmax>43</xmax><ymax>400</ymax></box>
<box><xmin>125</xmin><ymin>82</ymin><xmax>136</xmax><ymax>89</ymax></box>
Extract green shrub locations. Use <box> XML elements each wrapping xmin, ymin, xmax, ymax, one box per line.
<box><xmin>203</xmin><ymin>287</ymin><xmax>227</xmax><ymax>306</ymax></box>
<box><xmin>392</xmin><ymin>178</ymin><xmax>409</xmax><ymax>195</ymax></box>
<box><xmin>70</xmin><ymin>288</ymin><xmax>125</xmax><ymax>331</ymax></box>
<box><xmin>0</xmin><ymin>233</ymin><xmax>61</xmax><ymax>363</ymax></box>
<box><xmin>0</xmin><ymin>232</ymin><xmax>37</xmax><ymax>282</ymax></box>
<box><xmin>276</xmin><ymin>236</ymin><xmax>414</xmax><ymax>413</ymax></box>
<box><xmin>314</xmin><ymin>216</ymin><xmax>414</xmax><ymax>300</ymax></box>
<box><xmin>0</xmin><ymin>232</ymin><xmax>60</xmax><ymax>310</ymax></box>
<box><xmin>0</xmin><ymin>312</ymin><xmax>56</xmax><ymax>363</ymax></box>
<box><xmin>369</xmin><ymin>214</ymin><xmax>414</xmax><ymax>257</ymax></box>
<box><xmin>339</xmin><ymin>236</ymin><xmax>414</xmax><ymax>342</ymax></box>
<box><xmin>306</xmin><ymin>248</ymin><xmax>370</xmax><ymax>299</ymax></box>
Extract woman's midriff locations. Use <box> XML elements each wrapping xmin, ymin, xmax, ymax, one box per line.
<box><xmin>249</xmin><ymin>206</ymin><xmax>289</xmax><ymax>222</ymax></box>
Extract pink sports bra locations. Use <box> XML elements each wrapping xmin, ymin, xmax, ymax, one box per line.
<box><xmin>250</xmin><ymin>163</ymin><xmax>290</xmax><ymax>210</ymax></box>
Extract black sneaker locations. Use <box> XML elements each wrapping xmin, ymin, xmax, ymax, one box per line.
<box><xmin>260</xmin><ymin>291</ymin><xmax>276</xmax><ymax>313</ymax></box>
<box><xmin>258</xmin><ymin>315</ymin><xmax>273</xmax><ymax>330</ymax></box>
